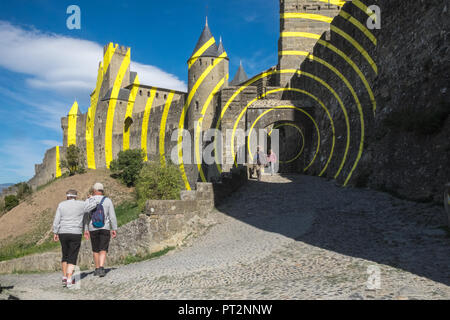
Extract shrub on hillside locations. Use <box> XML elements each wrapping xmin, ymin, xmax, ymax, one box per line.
<box><xmin>0</xmin><ymin>198</ymin><xmax>5</xmax><ymax>214</ymax></box>
<box><xmin>61</xmin><ymin>145</ymin><xmax>86</xmax><ymax>176</ymax></box>
<box><xmin>15</xmin><ymin>182</ymin><xmax>32</xmax><ymax>200</ymax></box>
<box><xmin>135</xmin><ymin>161</ymin><xmax>183</xmax><ymax>210</ymax></box>
<box><xmin>4</xmin><ymin>195</ymin><xmax>19</xmax><ymax>211</ymax></box>
<box><xmin>110</xmin><ymin>149</ymin><xmax>145</xmax><ymax>187</ymax></box>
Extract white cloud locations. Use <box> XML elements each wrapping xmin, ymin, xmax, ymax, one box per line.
<box><xmin>0</xmin><ymin>21</ymin><xmax>187</xmax><ymax>95</ymax></box>
<box><xmin>39</xmin><ymin>140</ymin><xmax>60</xmax><ymax>147</ymax></box>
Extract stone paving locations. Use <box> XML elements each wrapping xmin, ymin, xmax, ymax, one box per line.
<box><xmin>1</xmin><ymin>174</ymin><xmax>449</xmax><ymax>300</ymax></box>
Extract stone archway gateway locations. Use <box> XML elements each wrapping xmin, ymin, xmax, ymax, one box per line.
<box><xmin>233</xmin><ymin>101</ymin><xmax>316</xmax><ymax>174</ymax></box>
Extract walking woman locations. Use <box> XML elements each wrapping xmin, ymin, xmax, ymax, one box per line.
<box><xmin>267</xmin><ymin>149</ymin><xmax>277</xmax><ymax>176</ymax></box>
<box><xmin>52</xmin><ymin>189</ymin><xmax>85</xmax><ymax>288</ymax></box>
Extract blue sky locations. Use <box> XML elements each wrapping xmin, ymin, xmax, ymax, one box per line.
<box><xmin>0</xmin><ymin>0</ymin><xmax>279</xmax><ymax>184</ymax></box>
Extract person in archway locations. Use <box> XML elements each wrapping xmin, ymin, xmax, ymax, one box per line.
<box><xmin>250</xmin><ymin>146</ymin><xmax>267</xmax><ymax>181</ymax></box>
<box><xmin>267</xmin><ymin>149</ymin><xmax>277</xmax><ymax>176</ymax></box>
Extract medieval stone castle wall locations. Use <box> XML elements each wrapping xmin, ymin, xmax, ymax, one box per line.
<box><xmin>29</xmin><ymin>0</ymin><xmax>449</xmax><ymax>203</ymax></box>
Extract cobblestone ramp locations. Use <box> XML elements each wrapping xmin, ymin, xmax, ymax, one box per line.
<box><xmin>1</xmin><ymin>174</ymin><xmax>449</xmax><ymax>300</ymax></box>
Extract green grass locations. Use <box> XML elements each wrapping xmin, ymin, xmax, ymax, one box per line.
<box><xmin>115</xmin><ymin>201</ymin><xmax>141</xmax><ymax>227</ymax></box>
<box><xmin>0</xmin><ymin>208</ymin><xmax>58</xmax><ymax>262</ymax></box>
<box><xmin>0</xmin><ymin>201</ymin><xmax>142</xmax><ymax>263</ymax></box>
<box><xmin>0</xmin><ymin>239</ymin><xmax>59</xmax><ymax>262</ymax></box>
<box><xmin>122</xmin><ymin>246</ymin><xmax>175</xmax><ymax>265</ymax></box>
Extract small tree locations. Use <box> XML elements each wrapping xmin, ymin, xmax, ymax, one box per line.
<box><xmin>4</xmin><ymin>195</ymin><xmax>19</xmax><ymax>211</ymax></box>
<box><xmin>110</xmin><ymin>149</ymin><xmax>145</xmax><ymax>187</ymax></box>
<box><xmin>15</xmin><ymin>182</ymin><xmax>32</xmax><ymax>200</ymax></box>
<box><xmin>135</xmin><ymin>161</ymin><xmax>183</xmax><ymax>210</ymax></box>
<box><xmin>0</xmin><ymin>198</ymin><xmax>5</xmax><ymax>214</ymax></box>
<box><xmin>61</xmin><ymin>145</ymin><xmax>85</xmax><ymax>176</ymax></box>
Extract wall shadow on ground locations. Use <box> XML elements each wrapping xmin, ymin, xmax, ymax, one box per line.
<box><xmin>215</xmin><ymin>173</ymin><xmax>450</xmax><ymax>287</ymax></box>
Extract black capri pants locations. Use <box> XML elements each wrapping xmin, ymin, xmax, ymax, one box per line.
<box><xmin>59</xmin><ymin>234</ymin><xmax>82</xmax><ymax>265</ymax></box>
<box><xmin>89</xmin><ymin>229</ymin><xmax>111</xmax><ymax>253</ymax></box>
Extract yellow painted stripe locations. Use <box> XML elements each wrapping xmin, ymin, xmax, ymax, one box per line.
<box><xmin>177</xmin><ymin>52</ymin><xmax>227</xmax><ymax>190</ymax></box>
<box><xmin>353</xmin><ymin>0</ymin><xmax>372</xmax><ymax>16</ymax></box>
<box><xmin>247</xmin><ymin>106</ymin><xmax>321</xmax><ymax>172</ymax></box>
<box><xmin>339</xmin><ymin>10</ymin><xmax>377</xmax><ymax>46</ymax></box>
<box><xmin>55</xmin><ymin>146</ymin><xmax>61</xmax><ymax>178</ymax></box>
<box><xmin>141</xmin><ymin>87</ymin><xmax>157</xmax><ymax>162</ymax></box>
<box><xmin>281</xmin><ymin>12</ymin><xmax>333</xmax><ymax>23</ymax></box>
<box><xmin>86</xmin><ymin>62</ymin><xmax>103</xmax><ymax>169</ymax></box>
<box><xmin>305</xmin><ymin>53</ymin><xmax>365</xmax><ymax>185</ymax></box>
<box><xmin>105</xmin><ymin>48</ymin><xmax>131</xmax><ymax>168</ymax></box>
<box><xmin>279</xmin><ymin>50</ymin><xmax>311</xmax><ymax>56</ymax></box>
<box><xmin>195</xmin><ymin>75</ymin><xmax>227</xmax><ymax>182</ymax></box>
<box><xmin>86</xmin><ymin>44</ymin><xmax>117</xmax><ymax>170</ymax></box>
<box><xmin>123</xmin><ymin>75</ymin><xmax>140</xmax><ymax>151</ymax></box>
<box><xmin>317</xmin><ymin>39</ymin><xmax>376</xmax><ymax>114</ymax></box>
<box><xmin>330</xmin><ymin>25</ymin><xmax>377</xmax><ymax>74</ymax></box>
<box><xmin>280</xmin><ymin>27</ymin><xmax>377</xmax><ymax>75</ymax></box>
<box><xmin>67</xmin><ymin>101</ymin><xmax>78</xmax><ymax>146</ymax></box>
<box><xmin>280</xmin><ymin>32</ymin><xmax>320</xmax><ymax>39</ymax></box>
<box><xmin>159</xmin><ymin>91</ymin><xmax>175</xmax><ymax>167</ymax></box>
<box><xmin>318</xmin><ymin>0</ymin><xmax>346</xmax><ymax>6</ymax></box>
<box><xmin>231</xmin><ymin>87</ymin><xmax>337</xmax><ymax>177</ymax></box>
<box><xmin>268</xmin><ymin>123</ymin><xmax>305</xmax><ymax>164</ymax></box>
<box><xmin>276</xmin><ymin>54</ymin><xmax>363</xmax><ymax>182</ymax></box>
<box><xmin>188</xmin><ymin>37</ymin><xmax>216</xmax><ymax>69</ymax></box>
<box><xmin>220</xmin><ymin>69</ymin><xmax>350</xmax><ymax>181</ymax></box>
<box><xmin>103</xmin><ymin>43</ymin><xmax>118</xmax><ymax>76</ymax></box>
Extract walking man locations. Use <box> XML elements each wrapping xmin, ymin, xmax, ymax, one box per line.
<box><xmin>53</xmin><ymin>189</ymin><xmax>85</xmax><ymax>288</ymax></box>
<box><xmin>84</xmin><ymin>182</ymin><xmax>117</xmax><ymax>277</ymax></box>
<box><xmin>250</xmin><ymin>146</ymin><xmax>267</xmax><ymax>181</ymax></box>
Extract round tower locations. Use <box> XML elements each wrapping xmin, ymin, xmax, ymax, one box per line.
<box><xmin>187</xmin><ymin>18</ymin><xmax>229</xmax><ymax>131</ymax></box>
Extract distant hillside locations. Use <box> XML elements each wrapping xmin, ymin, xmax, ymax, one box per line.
<box><xmin>0</xmin><ymin>184</ymin><xmax>14</xmax><ymax>193</ymax></box>
<box><xmin>0</xmin><ymin>169</ymin><xmax>135</xmax><ymax>244</ymax></box>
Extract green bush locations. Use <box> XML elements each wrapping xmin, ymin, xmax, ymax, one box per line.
<box><xmin>60</xmin><ymin>145</ymin><xmax>86</xmax><ymax>176</ymax></box>
<box><xmin>135</xmin><ymin>161</ymin><xmax>183</xmax><ymax>210</ymax></box>
<box><xmin>110</xmin><ymin>149</ymin><xmax>145</xmax><ymax>187</ymax></box>
<box><xmin>15</xmin><ymin>182</ymin><xmax>32</xmax><ymax>200</ymax></box>
<box><xmin>4</xmin><ymin>195</ymin><xmax>19</xmax><ymax>211</ymax></box>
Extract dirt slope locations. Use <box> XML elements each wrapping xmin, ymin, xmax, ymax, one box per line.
<box><xmin>0</xmin><ymin>169</ymin><xmax>134</xmax><ymax>243</ymax></box>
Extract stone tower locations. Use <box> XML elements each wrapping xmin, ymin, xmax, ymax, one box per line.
<box><xmin>187</xmin><ymin>18</ymin><xmax>229</xmax><ymax>131</ymax></box>
<box><xmin>102</xmin><ymin>43</ymin><xmax>131</xmax><ymax>92</ymax></box>
<box><xmin>278</xmin><ymin>0</ymin><xmax>341</xmax><ymax>86</ymax></box>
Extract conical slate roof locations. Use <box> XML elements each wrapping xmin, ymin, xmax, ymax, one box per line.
<box><xmin>230</xmin><ymin>61</ymin><xmax>248</xmax><ymax>86</ymax></box>
<box><xmin>217</xmin><ymin>36</ymin><xmax>226</xmax><ymax>56</ymax></box>
<box><xmin>189</xmin><ymin>18</ymin><xmax>219</xmax><ymax>60</ymax></box>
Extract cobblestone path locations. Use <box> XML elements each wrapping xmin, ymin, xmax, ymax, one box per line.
<box><xmin>1</xmin><ymin>174</ymin><xmax>449</xmax><ymax>299</ymax></box>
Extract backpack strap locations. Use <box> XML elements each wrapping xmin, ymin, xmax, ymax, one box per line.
<box><xmin>99</xmin><ymin>196</ymin><xmax>107</xmax><ymax>205</ymax></box>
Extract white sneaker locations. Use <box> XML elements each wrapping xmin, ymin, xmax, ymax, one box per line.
<box><xmin>66</xmin><ymin>278</ymin><xmax>75</xmax><ymax>289</ymax></box>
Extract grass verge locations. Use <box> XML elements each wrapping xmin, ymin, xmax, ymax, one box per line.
<box><xmin>115</xmin><ymin>201</ymin><xmax>141</xmax><ymax>227</ymax></box>
<box><xmin>122</xmin><ymin>246</ymin><xmax>175</xmax><ymax>265</ymax></box>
